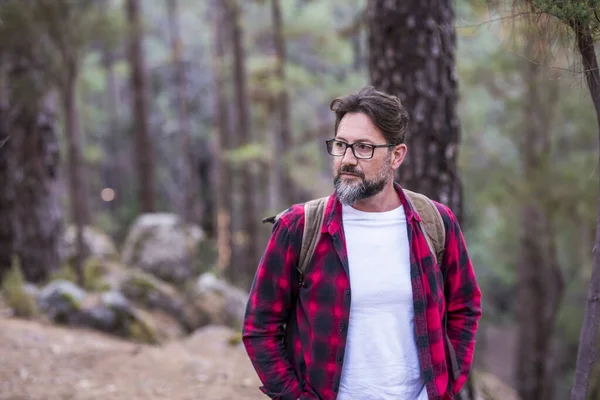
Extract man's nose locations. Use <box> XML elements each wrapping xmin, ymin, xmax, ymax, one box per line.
<box><xmin>341</xmin><ymin>146</ymin><xmax>358</xmax><ymax>164</ymax></box>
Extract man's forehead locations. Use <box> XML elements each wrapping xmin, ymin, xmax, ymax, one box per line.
<box><xmin>337</xmin><ymin>113</ymin><xmax>382</xmax><ymax>142</ymax></box>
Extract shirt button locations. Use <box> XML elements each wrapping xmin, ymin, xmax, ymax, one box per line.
<box><xmin>345</xmin><ymin>288</ymin><xmax>350</xmax><ymax>295</ymax></box>
<box><xmin>336</xmin><ymin>355</ymin><xmax>343</xmax><ymax>363</ymax></box>
<box><xmin>339</xmin><ymin>322</ymin><xmax>345</xmax><ymax>332</ymax></box>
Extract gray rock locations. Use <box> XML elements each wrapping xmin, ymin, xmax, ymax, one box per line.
<box><xmin>119</xmin><ymin>270</ymin><xmax>199</xmax><ymax>332</ymax></box>
<box><xmin>38</xmin><ymin>280</ymin><xmax>86</xmax><ymax>324</ymax></box>
<box><xmin>81</xmin><ymin>305</ymin><xmax>118</xmax><ymax>333</ymax></box>
<box><xmin>79</xmin><ymin>294</ymin><xmax>158</xmax><ymax>342</ymax></box>
<box><xmin>101</xmin><ymin>291</ymin><xmax>130</xmax><ymax>314</ymax></box>
<box><xmin>192</xmin><ymin>273</ymin><xmax>248</xmax><ymax>329</ymax></box>
<box><xmin>121</xmin><ymin>213</ymin><xmax>205</xmax><ymax>284</ymax></box>
<box><xmin>77</xmin><ymin>291</ymin><xmax>135</xmax><ymax>336</ymax></box>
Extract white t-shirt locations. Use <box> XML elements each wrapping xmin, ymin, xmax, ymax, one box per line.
<box><xmin>337</xmin><ymin>204</ymin><xmax>428</xmax><ymax>400</ymax></box>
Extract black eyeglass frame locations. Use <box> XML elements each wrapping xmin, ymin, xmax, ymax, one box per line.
<box><xmin>325</xmin><ymin>139</ymin><xmax>396</xmax><ymax>160</ymax></box>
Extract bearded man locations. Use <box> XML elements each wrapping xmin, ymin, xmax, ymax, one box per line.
<box><xmin>242</xmin><ymin>86</ymin><xmax>482</xmax><ymax>400</ymax></box>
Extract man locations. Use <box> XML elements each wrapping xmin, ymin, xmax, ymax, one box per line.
<box><xmin>242</xmin><ymin>86</ymin><xmax>482</xmax><ymax>400</ymax></box>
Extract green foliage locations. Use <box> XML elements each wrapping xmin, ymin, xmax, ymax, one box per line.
<box><xmin>456</xmin><ymin>3</ymin><xmax>598</xmax><ymax>390</ymax></box>
<box><xmin>193</xmin><ymin>239</ymin><xmax>218</xmax><ymax>275</ymax></box>
<box><xmin>83</xmin><ymin>144</ymin><xmax>105</xmax><ymax>164</ymax></box>
<box><xmin>83</xmin><ymin>258</ymin><xmax>111</xmax><ymax>292</ymax></box>
<box><xmin>0</xmin><ymin>0</ymin><xmax>125</xmax><ymax>85</ymax></box>
<box><xmin>532</xmin><ymin>0</ymin><xmax>600</xmax><ymax>28</ymax></box>
<box><xmin>1</xmin><ymin>257</ymin><xmax>39</xmax><ymax>318</ymax></box>
<box><xmin>224</xmin><ymin>143</ymin><xmax>272</xmax><ymax>165</ymax></box>
<box><xmin>227</xmin><ymin>331</ymin><xmax>243</xmax><ymax>346</ymax></box>
<box><xmin>50</xmin><ymin>264</ymin><xmax>78</xmax><ymax>284</ymax></box>
<box><xmin>50</xmin><ymin>259</ymin><xmax>109</xmax><ymax>292</ymax></box>
<box><xmin>128</xmin><ymin>319</ymin><xmax>159</xmax><ymax>345</ymax></box>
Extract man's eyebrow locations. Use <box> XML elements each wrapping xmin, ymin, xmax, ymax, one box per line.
<box><xmin>335</xmin><ymin>136</ymin><xmax>376</xmax><ymax>144</ymax></box>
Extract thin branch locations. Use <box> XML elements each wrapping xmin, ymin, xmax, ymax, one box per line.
<box><xmin>503</xmin><ymin>46</ymin><xmax>600</xmax><ymax>75</ymax></box>
<box><xmin>455</xmin><ymin>11</ymin><xmax>542</xmax><ymax>29</ymax></box>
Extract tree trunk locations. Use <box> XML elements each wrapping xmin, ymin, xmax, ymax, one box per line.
<box><xmin>212</xmin><ymin>0</ymin><xmax>234</xmax><ymax>276</ymax></box>
<box><xmin>126</xmin><ymin>0</ymin><xmax>155</xmax><ymax>213</ymax></box>
<box><xmin>198</xmin><ymin>150</ymin><xmax>216</xmax><ymax>236</ymax></box>
<box><xmin>569</xmin><ymin>21</ymin><xmax>600</xmax><ymax>400</ymax></box>
<box><xmin>0</xmin><ymin>56</ymin><xmax>13</xmax><ymax>279</ymax></box>
<box><xmin>62</xmin><ymin>62</ymin><xmax>89</xmax><ymax>287</ymax></box>
<box><xmin>102</xmin><ymin>47</ymin><xmax>122</xmax><ymax>213</ymax></box>
<box><xmin>367</xmin><ymin>1</ymin><xmax>470</xmax><ymax>397</ymax></box>
<box><xmin>367</xmin><ymin>0</ymin><xmax>462</xmax><ymax>220</ymax></box>
<box><xmin>516</xmin><ymin>34</ymin><xmax>564</xmax><ymax>400</ymax></box>
<box><xmin>166</xmin><ymin>0</ymin><xmax>196</xmax><ymax>224</ymax></box>
<box><xmin>0</xmin><ymin>102</ymin><xmax>14</xmax><ymax>280</ymax></box>
<box><xmin>271</xmin><ymin>0</ymin><xmax>294</xmax><ymax>207</ymax></box>
<box><xmin>10</xmin><ymin>91</ymin><xmax>64</xmax><ymax>283</ymax></box>
<box><xmin>227</xmin><ymin>0</ymin><xmax>259</xmax><ymax>289</ymax></box>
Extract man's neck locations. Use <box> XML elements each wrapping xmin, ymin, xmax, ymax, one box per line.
<box><xmin>350</xmin><ymin>183</ymin><xmax>401</xmax><ymax>213</ymax></box>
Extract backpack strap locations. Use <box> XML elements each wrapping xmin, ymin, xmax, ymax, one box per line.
<box><xmin>404</xmin><ymin>189</ymin><xmax>460</xmax><ymax>382</ymax></box>
<box><xmin>297</xmin><ymin>197</ymin><xmax>328</xmax><ymax>283</ymax></box>
<box><xmin>261</xmin><ymin>197</ymin><xmax>328</xmax><ymax>284</ymax></box>
<box><xmin>404</xmin><ymin>189</ymin><xmax>445</xmax><ymax>265</ymax></box>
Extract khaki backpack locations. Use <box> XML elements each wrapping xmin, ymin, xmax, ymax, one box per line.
<box><xmin>262</xmin><ymin>189</ymin><xmax>460</xmax><ymax>380</ymax></box>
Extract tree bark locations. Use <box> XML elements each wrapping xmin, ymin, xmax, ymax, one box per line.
<box><xmin>227</xmin><ymin>0</ymin><xmax>259</xmax><ymax>289</ymax></box>
<box><xmin>367</xmin><ymin>1</ymin><xmax>471</xmax><ymax>397</ymax></box>
<box><xmin>367</xmin><ymin>0</ymin><xmax>462</xmax><ymax>220</ymax></box>
<box><xmin>0</xmin><ymin>8</ymin><xmax>65</xmax><ymax>284</ymax></box>
<box><xmin>0</xmin><ymin>100</ymin><xmax>14</xmax><ymax>280</ymax></box>
<box><xmin>166</xmin><ymin>0</ymin><xmax>196</xmax><ymax>224</ymax></box>
<box><xmin>569</xmin><ymin>21</ymin><xmax>600</xmax><ymax>400</ymax></box>
<box><xmin>516</xmin><ymin>35</ymin><xmax>564</xmax><ymax>400</ymax></box>
<box><xmin>212</xmin><ymin>0</ymin><xmax>234</xmax><ymax>277</ymax></box>
<box><xmin>126</xmin><ymin>0</ymin><xmax>155</xmax><ymax>213</ymax></box>
<box><xmin>62</xmin><ymin>60</ymin><xmax>89</xmax><ymax>287</ymax></box>
<box><xmin>10</xmin><ymin>90</ymin><xmax>64</xmax><ymax>283</ymax></box>
<box><xmin>271</xmin><ymin>0</ymin><xmax>295</xmax><ymax>207</ymax></box>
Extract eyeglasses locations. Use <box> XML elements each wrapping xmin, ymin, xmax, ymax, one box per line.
<box><xmin>325</xmin><ymin>139</ymin><xmax>394</xmax><ymax>160</ymax></box>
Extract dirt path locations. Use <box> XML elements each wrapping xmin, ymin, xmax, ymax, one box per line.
<box><xmin>0</xmin><ymin>316</ymin><xmax>265</xmax><ymax>400</ymax></box>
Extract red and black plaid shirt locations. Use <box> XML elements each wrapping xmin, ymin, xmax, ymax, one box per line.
<box><xmin>242</xmin><ymin>184</ymin><xmax>482</xmax><ymax>400</ymax></box>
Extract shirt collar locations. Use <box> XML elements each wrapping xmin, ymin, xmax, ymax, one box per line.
<box><xmin>322</xmin><ymin>181</ymin><xmax>418</xmax><ymax>235</ymax></box>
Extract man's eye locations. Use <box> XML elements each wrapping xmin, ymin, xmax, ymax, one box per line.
<box><xmin>356</xmin><ymin>144</ymin><xmax>370</xmax><ymax>150</ymax></box>
<box><xmin>334</xmin><ymin>142</ymin><xmax>345</xmax><ymax>148</ymax></box>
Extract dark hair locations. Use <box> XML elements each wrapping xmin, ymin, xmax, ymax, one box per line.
<box><xmin>329</xmin><ymin>86</ymin><xmax>410</xmax><ymax>145</ymax></box>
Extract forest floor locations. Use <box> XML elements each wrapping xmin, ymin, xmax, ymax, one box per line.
<box><xmin>0</xmin><ymin>301</ymin><xmax>521</xmax><ymax>400</ymax></box>
<box><xmin>0</xmin><ymin>314</ymin><xmax>265</xmax><ymax>400</ymax></box>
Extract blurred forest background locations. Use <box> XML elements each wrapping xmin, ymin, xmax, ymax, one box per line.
<box><xmin>1</xmin><ymin>0</ymin><xmax>600</xmax><ymax>399</ymax></box>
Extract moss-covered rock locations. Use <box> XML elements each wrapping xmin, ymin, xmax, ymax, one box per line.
<box><xmin>70</xmin><ymin>290</ymin><xmax>164</xmax><ymax>344</ymax></box>
<box><xmin>120</xmin><ymin>270</ymin><xmax>199</xmax><ymax>332</ymax></box>
<box><xmin>38</xmin><ymin>279</ymin><xmax>86</xmax><ymax>324</ymax></box>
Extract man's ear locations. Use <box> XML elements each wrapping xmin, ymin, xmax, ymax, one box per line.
<box><xmin>391</xmin><ymin>144</ymin><xmax>407</xmax><ymax>170</ymax></box>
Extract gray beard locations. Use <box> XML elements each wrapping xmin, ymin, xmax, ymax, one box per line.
<box><xmin>333</xmin><ymin>158</ymin><xmax>391</xmax><ymax>206</ymax></box>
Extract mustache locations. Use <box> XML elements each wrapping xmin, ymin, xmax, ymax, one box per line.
<box><xmin>337</xmin><ymin>165</ymin><xmax>364</xmax><ymax>179</ymax></box>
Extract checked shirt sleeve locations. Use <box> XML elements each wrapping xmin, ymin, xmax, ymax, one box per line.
<box><xmin>438</xmin><ymin>204</ymin><xmax>482</xmax><ymax>395</ymax></box>
<box><xmin>242</xmin><ymin>215</ymin><xmax>303</xmax><ymax>400</ymax></box>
